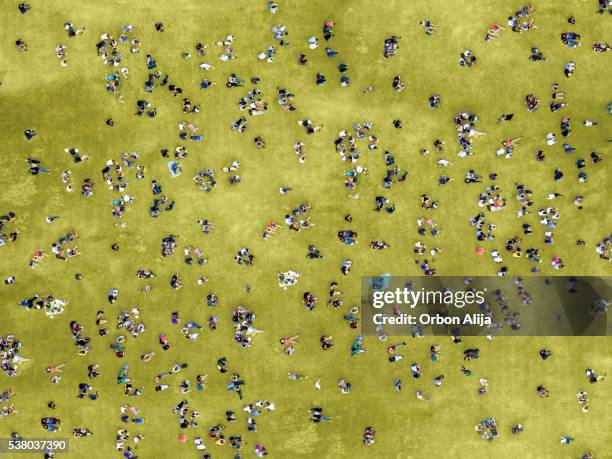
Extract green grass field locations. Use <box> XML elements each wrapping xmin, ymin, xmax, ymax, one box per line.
<box><xmin>1</xmin><ymin>1</ymin><xmax>611</xmax><ymax>458</ymax></box>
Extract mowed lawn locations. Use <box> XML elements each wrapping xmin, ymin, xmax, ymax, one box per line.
<box><xmin>1</xmin><ymin>1</ymin><xmax>611</xmax><ymax>458</ymax></box>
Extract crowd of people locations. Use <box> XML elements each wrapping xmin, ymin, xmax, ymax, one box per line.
<box><xmin>2</xmin><ymin>2</ymin><xmax>610</xmax><ymax>458</ymax></box>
